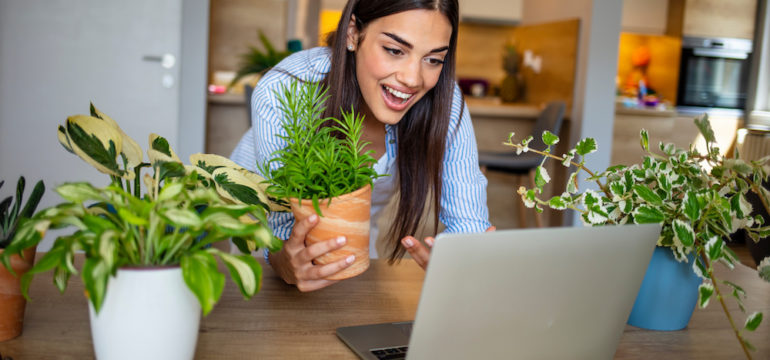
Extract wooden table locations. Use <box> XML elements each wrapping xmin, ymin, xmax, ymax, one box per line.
<box><xmin>0</xmin><ymin>255</ymin><xmax>768</xmax><ymax>359</ymax></box>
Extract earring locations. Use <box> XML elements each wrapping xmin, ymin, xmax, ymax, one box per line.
<box><xmin>347</xmin><ymin>44</ymin><xmax>354</xmax><ymax>51</ymax></box>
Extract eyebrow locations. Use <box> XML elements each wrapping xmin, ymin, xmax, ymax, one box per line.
<box><xmin>382</xmin><ymin>32</ymin><xmax>449</xmax><ymax>53</ymax></box>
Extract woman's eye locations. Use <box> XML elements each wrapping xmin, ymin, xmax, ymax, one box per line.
<box><xmin>384</xmin><ymin>47</ymin><xmax>403</xmax><ymax>56</ymax></box>
<box><xmin>425</xmin><ymin>57</ymin><xmax>445</xmax><ymax>66</ymax></box>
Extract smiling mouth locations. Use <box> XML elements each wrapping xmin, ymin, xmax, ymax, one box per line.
<box><xmin>382</xmin><ymin>85</ymin><xmax>414</xmax><ymax>105</ymax></box>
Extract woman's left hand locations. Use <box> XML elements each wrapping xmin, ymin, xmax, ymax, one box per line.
<box><xmin>402</xmin><ymin>226</ymin><xmax>496</xmax><ymax>270</ymax></box>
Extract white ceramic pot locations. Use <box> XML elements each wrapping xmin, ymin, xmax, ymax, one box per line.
<box><xmin>88</xmin><ymin>267</ymin><xmax>201</xmax><ymax>360</ymax></box>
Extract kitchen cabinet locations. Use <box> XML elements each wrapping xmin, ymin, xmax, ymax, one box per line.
<box><xmin>621</xmin><ymin>0</ymin><xmax>669</xmax><ymax>35</ymax></box>
<box><xmin>458</xmin><ymin>0</ymin><xmax>522</xmax><ymax>25</ymax></box>
<box><xmin>683</xmin><ymin>0</ymin><xmax>757</xmax><ymax>40</ymax></box>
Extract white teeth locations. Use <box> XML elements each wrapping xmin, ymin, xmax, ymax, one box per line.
<box><xmin>385</xmin><ymin>86</ymin><xmax>412</xmax><ymax>100</ymax></box>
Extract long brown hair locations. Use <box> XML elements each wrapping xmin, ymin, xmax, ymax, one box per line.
<box><xmin>322</xmin><ymin>0</ymin><xmax>460</xmax><ymax>263</ymax></box>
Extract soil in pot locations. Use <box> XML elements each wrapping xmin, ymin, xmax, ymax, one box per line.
<box><xmin>290</xmin><ymin>184</ymin><xmax>371</xmax><ymax>280</ymax></box>
<box><xmin>0</xmin><ymin>247</ymin><xmax>36</xmax><ymax>341</ymax></box>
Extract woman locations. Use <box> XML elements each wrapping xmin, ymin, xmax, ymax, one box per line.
<box><xmin>231</xmin><ymin>0</ymin><xmax>493</xmax><ymax>291</ymax></box>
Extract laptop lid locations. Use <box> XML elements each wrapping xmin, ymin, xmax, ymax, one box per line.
<box><xmin>406</xmin><ymin>224</ymin><xmax>660</xmax><ymax>360</ymax></box>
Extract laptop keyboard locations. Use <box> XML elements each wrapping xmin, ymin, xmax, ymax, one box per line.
<box><xmin>370</xmin><ymin>346</ymin><xmax>408</xmax><ymax>359</ymax></box>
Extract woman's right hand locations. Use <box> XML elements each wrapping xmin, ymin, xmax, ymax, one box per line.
<box><xmin>268</xmin><ymin>214</ymin><xmax>355</xmax><ymax>292</ymax></box>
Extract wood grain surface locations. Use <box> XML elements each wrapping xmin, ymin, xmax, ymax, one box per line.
<box><xmin>0</xmin><ymin>254</ymin><xmax>767</xmax><ymax>359</ymax></box>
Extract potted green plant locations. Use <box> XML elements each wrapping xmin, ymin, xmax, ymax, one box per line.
<box><xmin>260</xmin><ymin>80</ymin><xmax>380</xmax><ymax>280</ymax></box>
<box><xmin>229</xmin><ymin>30</ymin><xmax>293</xmax><ymax>90</ymax></box>
<box><xmin>0</xmin><ymin>104</ymin><xmax>282</xmax><ymax>359</ymax></box>
<box><xmin>505</xmin><ymin>114</ymin><xmax>770</xmax><ymax>358</ymax></box>
<box><xmin>0</xmin><ymin>176</ymin><xmax>44</xmax><ymax>341</ymax></box>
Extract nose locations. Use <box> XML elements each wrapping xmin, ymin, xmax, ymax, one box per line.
<box><xmin>396</xmin><ymin>58</ymin><xmax>422</xmax><ymax>89</ymax></box>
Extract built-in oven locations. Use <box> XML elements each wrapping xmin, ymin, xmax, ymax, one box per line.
<box><xmin>676</xmin><ymin>36</ymin><xmax>753</xmax><ymax>110</ymax></box>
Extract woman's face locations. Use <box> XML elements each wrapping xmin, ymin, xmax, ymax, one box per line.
<box><xmin>348</xmin><ymin>10</ymin><xmax>452</xmax><ymax>125</ymax></box>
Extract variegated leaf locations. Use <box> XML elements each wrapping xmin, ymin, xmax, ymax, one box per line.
<box><xmin>65</xmin><ymin>115</ymin><xmax>125</xmax><ymax>178</ymax></box>
<box><xmin>189</xmin><ymin>153</ymin><xmax>245</xmax><ymax>174</ymax></box>
<box><xmin>91</xmin><ymin>105</ymin><xmax>143</xmax><ymax>167</ymax></box>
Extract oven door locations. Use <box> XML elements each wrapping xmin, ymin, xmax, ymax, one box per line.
<box><xmin>677</xmin><ymin>48</ymin><xmax>750</xmax><ymax>109</ymax></box>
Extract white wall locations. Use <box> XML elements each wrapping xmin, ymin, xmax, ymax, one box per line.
<box><xmin>178</xmin><ymin>0</ymin><xmax>210</xmax><ymax>161</ymax></box>
<box><xmin>0</xmin><ymin>0</ymin><xmax>208</xmax><ymax>250</ymax></box>
<box><xmin>522</xmin><ymin>0</ymin><xmax>623</xmax><ymax>225</ymax></box>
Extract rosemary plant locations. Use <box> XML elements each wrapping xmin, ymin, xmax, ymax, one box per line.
<box><xmin>261</xmin><ymin>80</ymin><xmax>379</xmax><ymax>214</ymax></box>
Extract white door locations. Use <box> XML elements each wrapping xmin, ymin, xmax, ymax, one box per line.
<box><xmin>0</xmin><ymin>0</ymin><xmax>183</xmax><ymax>248</ymax></box>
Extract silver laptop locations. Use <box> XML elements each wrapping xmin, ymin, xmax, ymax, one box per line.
<box><xmin>336</xmin><ymin>224</ymin><xmax>660</xmax><ymax>360</ymax></box>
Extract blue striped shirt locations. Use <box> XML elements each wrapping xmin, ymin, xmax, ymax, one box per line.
<box><xmin>230</xmin><ymin>47</ymin><xmax>491</xmax><ymax>258</ymax></box>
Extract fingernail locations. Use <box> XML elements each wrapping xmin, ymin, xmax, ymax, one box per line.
<box><xmin>309</xmin><ymin>214</ymin><xmax>318</xmax><ymax>222</ymax></box>
<box><xmin>337</xmin><ymin>236</ymin><xmax>346</xmax><ymax>245</ymax></box>
<box><xmin>425</xmin><ymin>238</ymin><xmax>434</xmax><ymax>247</ymax></box>
<box><xmin>403</xmin><ymin>238</ymin><xmax>414</xmax><ymax>247</ymax></box>
<box><xmin>346</xmin><ymin>255</ymin><xmax>355</xmax><ymax>264</ymax></box>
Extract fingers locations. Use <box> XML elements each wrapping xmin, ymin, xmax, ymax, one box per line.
<box><xmin>287</xmin><ymin>214</ymin><xmax>319</xmax><ymax>247</ymax></box>
<box><xmin>299</xmin><ymin>236</ymin><xmax>347</xmax><ymax>264</ymax></box>
<box><xmin>402</xmin><ymin>236</ymin><xmax>431</xmax><ymax>270</ymax></box>
<box><xmin>486</xmin><ymin>226</ymin><xmax>496</xmax><ymax>232</ymax></box>
<box><xmin>308</xmin><ymin>254</ymin><xmax>356</xmax><ymax>280</ymax></box>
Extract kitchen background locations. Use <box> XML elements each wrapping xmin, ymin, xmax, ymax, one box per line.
<box><xmin>1</xmin><ymin>0</ymin><xmax>768</xmax><ymax>250</ymax></box>
<box><xmin>205</xmin><ymin>0</ymin><xmax>769</xmax><ymax>232</ymax></box>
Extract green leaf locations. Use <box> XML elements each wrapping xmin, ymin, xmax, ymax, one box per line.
<box><xmin>566</xmin><ymin>172</ymin><xmax>578</xmax><ymax>194</ymax></box>
<box><xmin>744</xmin><ymin>311</ymin><xmax>763</xmax><ymax>332</ymax></box>
<box><xmin>705</xmin><ymin>236</ymin><xmax>724</xmax><ymax>261</ymax></box>
<box><xmin>534</xmin><ymin>166</ymin><xmax>550</xmax><ymax>190</ymax></box>
<box><xmin>548</xmin><ymin>196</ymin><xmax>567</xmax><ymax>210</ymax></box>
<box><xmin>158</xmin><ymin>182</ymin><xmax>184</xmax><ymax>202</ymax></box>
<box><xmin>672</xmin><ymin>219</ymin><xmax>695</xmax><ymax>248</ymax></box>
<box><xmin>117</xmin><ymin>207</ymin><xmax>148</xmax><ymax>226</ymax></box>
<box><xmin>162</xmin><ymin>208</ymin><xmax>202</xmax><ymax>228</ymax></box>
<box><xmin>683</xmin><ymin>191</ymin><xmax>700</xmax><ymax>223</ymax></box>
<box><xmin>82</xmin><ymin>257</ymin><xmax>110</xmax><ymax>313</ymax></box>
<box><xmin>640</xmin><ymin>129</ymin><xmax>649</xmax><ymax>151</ymax></box>
<box><xmin>55</xmin><ymin>182</ymin><xmax>102</xmax><ymax>203</ymax></box>
<box><xmin>151</xmin><ymin>135</ymin><xmax>172</xmax><ymax>157</ymax></box>
<box><xmin>20</xmin><ymin>245</ymin><xmax>66</xmax><ymax>298</ymax></box>
<box><xmin>575</xmin><ymin>138</ymin><xmax>597</xmax><ymax>156</ymax></box>
<box><xmin>632</xmin><ymin>184</ymin><xmax>662</xmax><ymax>205</ymax></box>
<box><xmin>609</xmin><ymin>181</ymin><xmax>625</xmax><ymax>197</ymax></box>
<box><xmin>698</xmin><ymin>282</ymin><xmax>714</xmax><ymax>308</ymax></box>
<box><xmin>692</xmin><ymin>256</ymin><xmax>708</xmax><ymax>280</ymax></box>
<box><xmin>181</xmin><ymin>251</ymin><xmax>225</xmax><ymax>316</ymax></box>
<box><xmin>217</xmin><ymin>251</ymin><xmax>262</xmax><ymax>298</ymax></box>
<box><xmin>758</xmin><ymin>257</ymin><xmax>770</xmax><ymax>282</ymax></box>
<box><xmin>66</xmin><ymin>116</ymin><xmax>123</xmax><ymax>177</ymax></box>
<box><xmin>632</xmin><ymin>206</ymin><xmax>664</xmax><ymax>224</ymax></box>
<box><xmin>542</xmin><ymin>131</ymin><xmax>559</xmax><ymax>146</ymax></box>
<box><xmin>694</xmin><ymin>114</ymin><xmax>716</xmax><ymax>143</ymax></box>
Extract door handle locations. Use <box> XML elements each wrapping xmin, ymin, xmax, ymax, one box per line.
<box><xmin>142</xmin><ymin>53</ymin><xmax>176</xmax><ymax>69</ymax></box>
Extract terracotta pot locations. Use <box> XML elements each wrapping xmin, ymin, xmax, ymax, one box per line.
<box><xmin>290</xmin><ymin>184</ymin><xmax>371</xmax><ymax>280</ymax></box>
<box><xmin>0</xmin><ymin>247</ymin><xmax>36</xmax><ymax>341</ymax></box>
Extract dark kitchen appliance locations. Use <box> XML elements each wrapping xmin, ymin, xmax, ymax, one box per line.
<box><xmin>676</xmin><ymin>36</ymin><xmax>753</xmax><ymax>110</ymax></box>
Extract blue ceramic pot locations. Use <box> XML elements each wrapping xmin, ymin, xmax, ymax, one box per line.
<box><xmin>627</xmin><ymin>246</ymin><xmax>703</xmax><ymax>331</ymax></box>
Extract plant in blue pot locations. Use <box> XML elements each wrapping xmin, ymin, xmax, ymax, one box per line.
<box><xmin>504</xmin><ymin>114</ymin><xmax>770</xmax><ymax>359</ymax></box>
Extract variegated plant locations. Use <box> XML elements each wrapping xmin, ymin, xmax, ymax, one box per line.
<box><xmin>1</xmin><ymin>104</ymin><xmax>285</xmax><ymax>315</ymax></box>
<box><xmin>505</xmin><ymin>114</ymin><xmax>770</xmax><ymax>358</ymax></box>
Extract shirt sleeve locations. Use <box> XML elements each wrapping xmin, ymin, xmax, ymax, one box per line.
<box><xmin>438</xmin><ymin>85</ymin><xmax>492</xmax><ymax>234</ymax></box>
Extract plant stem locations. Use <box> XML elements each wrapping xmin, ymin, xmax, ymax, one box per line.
<box><xmin>700</xmin><ymin>249</ymin><xmax>753</xmax><ymax>360</ymax></box>
<box><xmin>503</xmin><ymin>141</ymin><xmax>610</xmax><ymax>197</ymax></box>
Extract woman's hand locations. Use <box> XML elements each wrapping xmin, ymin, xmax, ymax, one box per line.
<box><xmin>268</xmin><ymin>214</ymin><xmax>355</xmax><ymax>292</ymax></box>
<box><xmin>402</xmin><ymin>226</ymin><xmax>496</xmax><ymax>270</ymax></box>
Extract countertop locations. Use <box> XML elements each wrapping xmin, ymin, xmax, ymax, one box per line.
<box><xmin>615</xmin><ymin>104</ymin><xmax>677</xmax><ymax>117</ymax></box>
<box><xmin>209</xmin><ymin>93</ymin><xmax>542</xmax><ymax>119</ymax></box>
